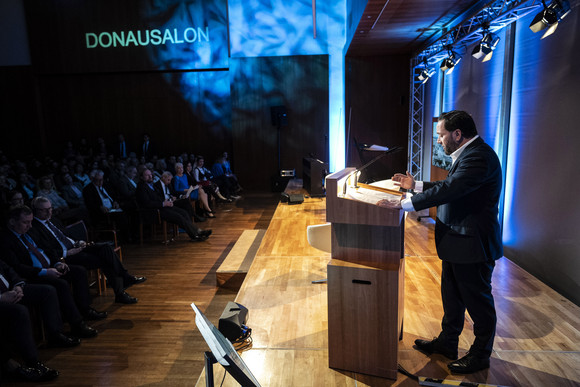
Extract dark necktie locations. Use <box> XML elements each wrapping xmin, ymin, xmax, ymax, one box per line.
<box><xmin>46</xmin><ymin>221</ymin><xmax>75</xmax><ymax>249</ymax></box>
<box><xmin>0</xmin><ymin>274</ymin><xmax>9</xmax><ymax>293</ymax></box>
<box><xmin>20</xmin><ymin>234</ymin><xmax>51</xmax><ymax>268</ymax></box>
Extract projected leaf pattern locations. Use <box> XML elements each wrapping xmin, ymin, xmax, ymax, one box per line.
<box><xmin>141</xmin><ymin>0</ymin><xmax>341</xmax><ymax>132</ymax></box>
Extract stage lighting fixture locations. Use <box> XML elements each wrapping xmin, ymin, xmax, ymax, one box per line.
<box><xmin>471</xmin><ymin>31</ymin><xmax>500</xmax><ymax>62</ymax></box>
<box><xmin>417</xmin><ymin>66</ymin><xmax>435</xmax><ymax>84</ymax></box>
<box><xmin>440</xmin><ymin>50</ymin><xmax>461</xmax><ymax>75</ymax></box>
<box><xmin>529</xmin><ymin>0</ymin><xmax>571</xmax><ymax>39</ymax></box>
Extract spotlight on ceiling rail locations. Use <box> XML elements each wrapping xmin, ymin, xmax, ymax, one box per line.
<box><xmin>417</xmin><ymin>60</ymin><xmax>435</xmax><ymax>84</ymax></box>
<box><xmin>529</xmin><ymin>0</ymin><xmax>571</xmax><ymax>39</ymax></box>
<box><xmin>440</xmin><ymin>48</ymin><xmax>461</xmax><ymax>75</ymax></box>
<box><xmin>472</xmin><ymin>30</ymin><xmax>500</xmax><ymax>62</ymax></box>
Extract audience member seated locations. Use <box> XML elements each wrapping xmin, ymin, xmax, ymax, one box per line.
<box><xmin>0</xmin><ymin>206</ymin><xmax>103</xmax><ymax>337</ymax></box>
<box><xmin>222</xmin><ymin>151</ymin><xmax>242</xmax><ymax>192</ymax></box>
<box><xmin>1</xmin><ymin>259</ymin><xmax>81</xmax><ymax>351</ymax></box>
<box><xmin>156</xmin><ymin>171</ymin><xmax>205</xmax><ymax>223</ymax></box>
<box><xmin>16</xmin><ymin>172</ymin><xmax>36</xmax><ymax>202</ymax></box>
<box><xmin>136</xmin><ymin>169</ymin><xmax>211</xmax><ymax>242</ymax></box>
<box><xmin>73</xmin><ymin>163</ymin><xmax>91</xmax><ymax>187</ymax></box>
<box><xmin>60</xmin><ymin>173</ymin><xmax>86</xmax><ymax>209</ymax></box>
<box><xmin>110</xmin><ymin>165</ymin><xmax>139</xmax><ymax>210</ymax></box>
<box><xmin>174</xmin><ymin>162</ymin><xmax>214</xmax><ymax>218</ymax></box>
<box><xmin>193</xmin><ymin>156</ymin><xmax>230</xmax><ymax>203</ymax></box>
<box><xmin>28</xmin><ymin>197</ymin><xmax>146</xmax><ymax>304</ymax></box>
<box><xmin>211</xmin><ymin>155</ymin><xmax>240</xmax><ymax>201</ymax></box>
<box><xmin>1</xmin><ymin>260</ymin><xmax>63</xmax><ymax>382</ymax></box>
<box><xmin>153</xmin><ymin>159</ymin><xmax>167</xmax><ymax>182</ymax></box>
<box><xmin>82</xmin><ymin>170</ymin><xmax>131</xmax><ymax>242</ymax></box>
<box><xmin>36</xmin><ymin>175</ymin><xmax>87</xmax><ymax>224</ymax></box>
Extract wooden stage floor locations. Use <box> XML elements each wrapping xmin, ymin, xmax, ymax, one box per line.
<box><xmin>5</xmin><ymin>192</ymin><xmax>580</xmax><ymax>386</ymax></box>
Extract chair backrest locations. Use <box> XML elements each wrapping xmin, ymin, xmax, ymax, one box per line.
<box><xmin>65</xmin><ymin>220</ymin><xmax>89</xmax><ymax>241</ymax></box>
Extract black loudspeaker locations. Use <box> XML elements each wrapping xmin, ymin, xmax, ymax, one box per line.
<box><xmin>271</xmin><ymin>175</ymin><xmax>292</xmax><ymax>192</ymax></box>
<box><xmin>280</xmin><ymin>192</ymin><xmax>304</xmax><ymax>205</ymax></box>
<box><xmin>303</xmin><ymin>157</ymin><xmax>327</xmax><ymax>197</ymax></box>
<box><xmin>270</xmin><ymin>105</ymin><xmax>288</xmax><ymax>127</ymax></box>
<box><xmin>218</xmin><ymin>302</ymin><xmax>250</xmax><ymax>342</ymax></box>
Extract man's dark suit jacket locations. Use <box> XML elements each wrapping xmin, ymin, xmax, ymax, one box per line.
<box><xmin>136</xmin><ymin>181</ymin><xmax>164</xmax><ymax>209</ymax></box>
<box><xmin>114</xmin><ymin>176</ymin><xmax>138</xmax><ymax>202</ymax></box>
<box><xmin>411</xmin><ymin>137</ymin><xmax>503</xmax><ymax>264</ymax></box>
<box><xmin>0</xmin><ymin>230</ymin><xmax>52</xmax><ymax>279</ymax></box>
<box><xmin>28</xmin><ymin>218</ymin><xmax>71</xmax><ymax>263</ymax></box>
<box><xmin>0</xmin><ymin>259</ymin><xmax>25</xmax><ymax>289</ymax></box>
<box><xmin>83</xmin><ymin>183</ymin><xmax>120</xmax><ymax>224</ymax></box>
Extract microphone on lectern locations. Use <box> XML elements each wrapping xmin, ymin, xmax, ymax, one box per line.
<box><xmin>342</xmin><ymin>145</ymin><xmax>402</xmax><ymax>194</ymax></box>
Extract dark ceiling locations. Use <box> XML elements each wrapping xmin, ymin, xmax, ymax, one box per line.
<box><xmin>347</xmin><ymin>0</ymin><xmax>490</xmax><ymax>56</ymax></box>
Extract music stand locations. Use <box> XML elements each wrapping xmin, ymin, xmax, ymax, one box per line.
<box><xmin>191</xmin><ymin>303</ymin><xmax>261</xmax><ymax>387</ymax></box>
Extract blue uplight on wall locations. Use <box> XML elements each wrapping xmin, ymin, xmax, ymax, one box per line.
<box><xmin>503</xmin><ymin>14</ymin><xmax>542</xmax><ymax>245</ymax></box>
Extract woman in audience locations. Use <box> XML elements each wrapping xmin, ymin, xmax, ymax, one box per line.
<box><xmin>173</xmin><ymin>162</ymin><xmax>214</xmax><ymax>218</ymax></box>
<box><xmin>193</xmin><ymin>156</ymin><xmax>230</xmax><ymax>203</ymax></box>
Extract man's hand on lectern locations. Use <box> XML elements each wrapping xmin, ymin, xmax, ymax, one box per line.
<box><xmin>392</xmin><ymin>171</ymin><xmax>415</xmax><ymax>190</ymax></box>
<box><xmin>376</xmin><ymin>198</ymin><xmax>402</xmax><ymax>209</ymax></box>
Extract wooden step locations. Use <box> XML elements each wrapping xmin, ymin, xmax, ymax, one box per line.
<box><xmin>216</xmin><ymin>229</ymin><xmax>266</xmax><ymax>290</ymax></box>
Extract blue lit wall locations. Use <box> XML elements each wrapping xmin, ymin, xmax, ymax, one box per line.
<box><xmin>228</xmin><ymin>0</ymin><xmax>347</xmax><ymax>172</ymax></box>
<box><xmin>502</xmin><ymin>9</ymin><xmax>580</xmax><ymax>304</ymax></box>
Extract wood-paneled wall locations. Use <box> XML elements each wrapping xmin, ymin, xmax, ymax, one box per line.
<box><xmin>345</xmin><ymin>54</ymin><xmax>410</xmax><ymax>181</ymax></box>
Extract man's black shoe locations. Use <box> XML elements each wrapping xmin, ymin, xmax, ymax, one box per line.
<box><xmin>30</xmin><ymin>362</ymin><xmax>59</xmax><ymax>381</ymax></box>
<box><xmin>200</xmin><ymin>229</ymin><xmax>212</xmax><ymax>238</ymax></box>
<box><xmin>71</xmin><ymin>321</ymin><xmax>98</xmax><ymax>338</ymax></box>
<box><xmin>124</xmin><ymin>275</ymin><xmax>147</xmax><ymax>289</ymax></box>
<box><xmin>85</xmin><ymin>307</ymin><xmax>107</xmax><ymax>321</ymax></box>
<box><xmin>414</xmin><ymin>337</ymin><xmax>458</xmax><ymax>360</ymax></box>
<box><xmin>448</xmin><ymin>352</ymin><xmax>490</xmax><ymax>374</ymax></box>
<box><xmin>115</xmin><ymin>291</ymin><xmax>138</xmax><ymax>304</ymax></box>
<box><xmin>48</xmin><ymin>332</ymin><xmax>81</xmax><ymax>348</ymax></box>
<box><xmin>10</xmin><ymin>364</ymin><xmax>59</xmax><ymax>382</ymax></box>
<box><xmin>190</xmin><ymin>235</ymin><xmax>208</xmax><ymax>242</ymax></box>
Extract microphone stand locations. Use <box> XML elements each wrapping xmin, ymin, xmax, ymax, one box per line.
<box><xmin>353</xmin><ymin>146</ymin><xmax>402</xmax><ymax>188</ymax></box>
<box><xmin>342</xmin><ymin>146</ymin><xmax>402</xmax><ymax>194</ymax></box>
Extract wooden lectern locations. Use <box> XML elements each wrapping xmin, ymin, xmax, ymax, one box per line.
<box><xmin>325</xmin><ymin>168</ymin><xmax>405</xmax><ymax>380</ymax></box>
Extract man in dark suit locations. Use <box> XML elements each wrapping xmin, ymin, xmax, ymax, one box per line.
<box><xmin>378</xmin><ymin>110</ymin><xmax>502</xmax><ymax>374</ymax></box>
<box><xmin>83</xmin><ymin>169</ymin><xmax>131</xmax><ymax>241</ymax></box>
<box><xmin>117</xmin><ymin>134</ymin><xmax>128</xmax><ymax>160</ymax></box>
<box><xmin>136</xmin><ymin>169</ymin><xmax>211</xmax><ymax>242</ymax></box>
<box><xmin>155</xmin><ymin>171</ymin><xmax>205</xmax><ymax>223</ymax></box>
<box><xmin>0</xmin><ymin>260</ymin><xmax>70</xmax><ymax>382</ymax></box>
<box><xmin>141</xmin><ymin>133</ymin><xmax>153</xmax><ymax>161</ymax></box>
<box><xmin>0</xmin><ymin>206</ymin><xmax>102</xmax><ymax>339</ymax></box>
<box><xmin>28</xmin><ymin>196</ymin><xmax>145</xmax><ymax>304</ymax></box>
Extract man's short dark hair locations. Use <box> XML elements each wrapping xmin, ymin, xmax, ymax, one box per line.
<box><xmin>8</xmin><ymin>205</ymin><xmax>33</xmax><ymax>221</ymax></box>
<box><xmin>439</xmin><ymin>110</ymin><xmax>478</xmax><ymax>138</ymax></box>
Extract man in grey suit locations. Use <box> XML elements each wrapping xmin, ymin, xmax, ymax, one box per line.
<box><xmin>378</xmin><ymin>110</ymin><xmax>502</xmax><ymax>374</ymax></box>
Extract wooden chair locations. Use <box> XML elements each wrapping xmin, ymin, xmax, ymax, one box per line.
<box><xmin>137</xmin><ymin>208</ymin><xmax>178</xmax><ymax>245</ymax></box>
<box><xmin>65</xmin><ymin>220</ymin><xmax>123</xmax><ymax>294</ymax></box>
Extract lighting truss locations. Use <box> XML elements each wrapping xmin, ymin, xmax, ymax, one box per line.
<box><xmin>413</xmin><ymin>0</ymin><xmax>552</xmax><ymax>68</ymax></box>
<box><xmin>407</xmin><ymin>0</ymin><xmax>578</xmax><ymax>182</ymax></box>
